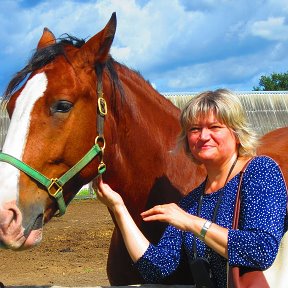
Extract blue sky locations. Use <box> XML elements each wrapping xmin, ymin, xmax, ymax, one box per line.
<box><xmin>1</xmin><ymin>0</ymin><xmax>288</xmax><ymax>95</ymax></box>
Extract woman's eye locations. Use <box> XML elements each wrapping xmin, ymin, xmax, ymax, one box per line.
<box><xmin>189</xmin><ymin>127</ymin><xmax>200</xmax><ymax>133</ymax></box>
<box><xmin>51</xmin><ymin>100</ymin><xmax>73</xmax><ymax>113</ymax></box>
<box><xmin>210</xmin><ymin>125</ymin><xmax>223</xmax><ymax>130</ymax></box>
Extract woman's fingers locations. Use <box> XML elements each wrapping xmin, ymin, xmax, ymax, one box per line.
<box><xmin>141</xmin><ymin>205</ymin><xmax>164</xmax><ymax>216</ymax></box>
<box><xmin>140</xmin><ymin>203</ymin><xmax>191</xmax><ymax>231</ymax></box>
<box><xmin>141</xmin><ymin>203</ymin><xmax>178</xmax><ymax>216</ymax></box>
<box><xmin>141</xmin><ymin>204</ymin><xmax>176</xmax><ymax>222</ymax></box>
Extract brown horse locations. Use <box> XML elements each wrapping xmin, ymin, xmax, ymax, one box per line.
<box><xmin>0</xmin><ymin>12</ymin><xmax>287</xmax><ymax>286</ymax></box>
<box><xmin>0</xmin><ymin>13</ymin><xmax>204</xmax><ymax>284</ymax></box>
<box><xmin>257</xmin><ymin>127</ymin><xmax>288</xmax><ymax>288</ymax></box>
<box><xmin>258</xmin><ymin>127</ymin><xmax>288</xmax><ymax>182</ymax></box>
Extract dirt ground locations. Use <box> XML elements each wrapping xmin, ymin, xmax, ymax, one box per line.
<box><xmin>0</xmin><ymin>199</ymin><xmax>114</xmax><ymax>287</ymax></box>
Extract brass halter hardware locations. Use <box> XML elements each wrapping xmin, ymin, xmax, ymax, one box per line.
<box><xmin>98</xmin><ymin>97</ymin><xmax>107</xmax><ymax>116</ymax></box>
<box><xmin>0</xmin><ymin>65</ymin><xmax>108</xmax><ymax>216</ymax></box>
<box><xmin>48</xmin><ymin>178</ymin><xmax>63</xmax><ymax>197</ymax></box>
<box><xmin>95</xmin><ymin>135</ymin><xmax>106</xmax><ymax>174</ymax></box>
<box><xmin>95</xmin><ymin>135</ymin><xmax>106</xmax><ymax>150</ymax></box>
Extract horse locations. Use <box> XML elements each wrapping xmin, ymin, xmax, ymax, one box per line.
<box><xmin>257</xmin><ymin>127</ymin><xmax>288</xmax><ymax>182</ymax></box>
<box><xmin>0</xmin><ymin>12</ymin><xmax>287</xmax><ymax>287</ymax></box>
<box><xmin>256</xmin><ymin>127</ymin><xmax>288</xmax><ymax>288</ymax></box>
<box><xmin>0</xmin><ymin>13</ymin><xmax>204</xmax><ymax>285</ymax></box>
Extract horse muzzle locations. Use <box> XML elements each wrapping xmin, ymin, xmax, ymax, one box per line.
<box><xmin>0</xmin><ymin>200</ymin><xmax>43</xmax><ymax>250</ymax></box>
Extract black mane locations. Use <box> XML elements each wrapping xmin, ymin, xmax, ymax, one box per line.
<box><xmin>2</xmin><ymin>34</ymin><xmax>125</xmax><ymax>112</ymax></box>
<box><xmin>3</xmin><ymin>35</ymin><xmax>85</xmax><ymax>101</ymax></box>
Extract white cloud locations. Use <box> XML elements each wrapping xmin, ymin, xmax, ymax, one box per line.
<box><xmin>1</xmin><ymin>0</ymin><xmax>288</xmax><ymax>94</ymax></box>
<box><xmin>250</xmin><ymin>17</ymin><xmax>288</xmax><ymax>41</ymax></box>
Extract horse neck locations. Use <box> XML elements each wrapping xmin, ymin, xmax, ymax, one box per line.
<box><xmin>117</xmin><ymin>66</ymin><xmax>181</xmax><ymax>141</ymax></box>
<box><xmin>107</xmin><ymin>65</ymin><xmax>182</xmax><ymax>162</ymax></box>
<box><xmin>101</xmin><ymin>66</ymin><xmax>204</xmax><ymax>213</ymax></box>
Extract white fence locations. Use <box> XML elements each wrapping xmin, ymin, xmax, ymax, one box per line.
<box><xmin>165</xmin><ymin>91</ymin><xmax>288</xmax><ymax>136</ymax></box>
<box><xmin>1</xmin><ymin>91</ymin><xmax>288</xmax><ymax>148</ymax></box>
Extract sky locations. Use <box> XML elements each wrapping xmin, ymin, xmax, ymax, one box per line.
<box><xmin>1</xmin><ymin>0</ymin><xmax>288</xmax><ymax>95</ymax></box>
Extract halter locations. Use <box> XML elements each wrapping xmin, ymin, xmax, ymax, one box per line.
<box><xmin>0</xmin><ymin>67</ymin><xmax>107</xmax><ymax>216</ymax></box>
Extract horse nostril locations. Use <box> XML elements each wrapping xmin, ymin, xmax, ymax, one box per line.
<box><xmin>8</xmin><ymin>207</ymin><xmax>21</xmax><ymax>225</ymax></box>
<box><xmin>9</xmin><ymin>208</ymin><xmax>17</xmax><ymax>220</ymax></box>
<box><xmin>24</xmin><ymin>213</ymin><xmax>44</xmax><ymax>238</ymax></box>
<box><xmin>33</xmin><ymin>214</ymin><xmax>44</xmax><ymax>230</ymax></box>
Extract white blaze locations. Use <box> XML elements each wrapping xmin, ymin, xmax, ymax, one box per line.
<box><xmin>0</xmin><ymin>72</ymin><xmax>48</xmax><ymax>206</ymax></box>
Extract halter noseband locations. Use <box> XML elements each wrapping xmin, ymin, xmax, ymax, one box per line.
<box><xmin>0</xmin><ymin>69</ymin><xmax>107</xmax><ymax>216</ymax></box>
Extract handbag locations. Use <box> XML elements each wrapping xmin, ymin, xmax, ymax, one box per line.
<box><xmin>228</xmin><ymin>158</ymin><xmax>270</xmax><ymax>288</ymax></box>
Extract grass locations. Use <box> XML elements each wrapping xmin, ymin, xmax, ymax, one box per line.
<box><xmin>75</xmin><ymin>187</ymin><xmax>97</xmax><ymax>199</ymax></box>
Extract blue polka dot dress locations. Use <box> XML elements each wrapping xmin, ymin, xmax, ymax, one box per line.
<box><xmin>134</xmin><ymin>156</ymin><xmax>288</xmax><ymax>288</ymax></box>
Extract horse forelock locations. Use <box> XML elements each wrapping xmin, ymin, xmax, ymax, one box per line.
<box><xmin>2</xmin><ymin>34</ymin><xmax>126</xmax><ymax>113</ymax></box>
<box><xmin>2</xmin><ymin>30</ymin><xmax>157</xmax><ymax>129</ymax></box>
<box><xmin>2</xmin><ymin>35</ymin><xmax>85</xmax><ymax>103</ymax></box>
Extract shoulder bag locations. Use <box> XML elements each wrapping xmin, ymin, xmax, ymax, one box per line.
<box><xmin>228</xmin><ymin>158</ymin><xmax>270</xmax><ymax>288</ymax></box>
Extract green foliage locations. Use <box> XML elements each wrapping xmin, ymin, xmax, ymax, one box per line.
<box><xmin>75</xmin><ymin>187</ymin><xmax>96</xmax><ymax>199</ymax></box>
<box><xmin>253</xmin><ymin>71</ymin><xmax>288</xmax><ymax>91</ymax></box>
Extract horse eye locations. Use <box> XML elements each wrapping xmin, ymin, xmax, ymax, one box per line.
<box><xmin>51</xmin><ymin>100</ymin><xmax>73</xmax><ymax>113</ymax></box>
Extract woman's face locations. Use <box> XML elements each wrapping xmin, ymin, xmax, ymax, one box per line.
<box><xmin>187</xmin><ymin>111</ymin><xmax>239</xmax><ymax>165</ymax></box>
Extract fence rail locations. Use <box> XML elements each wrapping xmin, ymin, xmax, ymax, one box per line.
<box><xmin>2</xmin><ymin>92</ymin><xmax>288</xmax><ymax>149</ymax></box>
<box><xmin>1</xmin><ymin>91</ymin><xmax>288</xmax><ymax>198</ymax></box>
<box><xmin>165</xmin><ymin>91</ymin><xmax>288</xmax><ymax>136</ymax></box>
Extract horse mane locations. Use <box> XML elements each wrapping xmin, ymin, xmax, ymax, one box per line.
<box><xmin>2</xmin><ymin>35</ymin><xmax>83</xmax><ymax>100</ymax></box>
<box><xmin>1</xmin><ymin>34</ymin><xmax>128</xmax><ymax>115</ymax></box>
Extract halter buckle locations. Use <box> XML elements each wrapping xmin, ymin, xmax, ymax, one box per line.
<box><xmin>98</xmin><ymin>162</ymin><xmax>106</xmax><ymax>174</ymax></box>
<box><xmin>48</xmin><ymin>178</ymin><xmax>63</xmax><ymax>197</ymax></box>
<box><xmin>98</xmin><ymin>97</ymin><xmax>107</xmax><ymax>116</ymax></box>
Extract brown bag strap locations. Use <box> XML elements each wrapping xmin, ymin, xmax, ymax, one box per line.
<box><xmin>229</xmin><ymin>157</ymin><xmax>271</xmax><ymax>288</ymax></box>
<box><xmin>227</xmin><ymin>157</ymin><xmax>269</xmax><ymax>288</ymax></box>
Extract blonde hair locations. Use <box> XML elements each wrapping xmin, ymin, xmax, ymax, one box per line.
<box><xmin>178</xmin><ymin>89</ymin><xmax>259</xmax><ymax>161</ymax></box>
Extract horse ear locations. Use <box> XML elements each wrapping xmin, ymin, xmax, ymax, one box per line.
<box><xmin>37</xmin><ymin>28</ymin><xmax>56</xmax><ymax>49</ymax></box>
<box><xmin>80</xmin><ymin>12</ymin><xmax>117</xmax><ymax>64</ymax></box>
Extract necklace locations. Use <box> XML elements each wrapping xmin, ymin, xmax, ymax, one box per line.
<box><xmin>193</xmin><ymin>156</ymin><xmax>238</xmax><ymax>258</ymax></box>
<box><xmin>199</xmin><ymin>156</ymin><xmax>238</xmax><ymax>220</ymax></box>
<box><xmin>205</xmin><ymin>156</ymin><xmax>238</xmax><ymax>194</ymax></box>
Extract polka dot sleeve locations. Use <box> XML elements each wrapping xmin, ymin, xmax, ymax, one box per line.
<box><xmin>134</xmin><ymin>224</ymin><xmax>183</xmax><ymax>283</ymax></box>
<box><xmin>228</xmin><ymin>157</ymin><xmax>287</xmax><ymax>269</ymax></box>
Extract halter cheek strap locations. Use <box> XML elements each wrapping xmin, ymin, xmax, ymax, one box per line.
<box><xmin>0</xmin><ymin>67</ymin><xmax>107</xmax><ymax>216</ymax></box>
<box><xmin>0</xmin><ymin>144</ymin><xmax>105</xmax><ymax>215</ymax></box>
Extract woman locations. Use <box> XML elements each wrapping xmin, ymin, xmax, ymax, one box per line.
<box><xmin>96</xmin><ymin>89</ymin><xmax>287</xmax><ymax>287</ymax></box>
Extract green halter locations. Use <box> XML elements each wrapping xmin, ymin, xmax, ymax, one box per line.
<box><xmin>0</xmin><ymin>67</ymin><xmax>107</xmax><ymax>216</ymax></box>
<box><xmin>0</xmin><ymin>144</ymin><xmax>105</xmax><ymax>215</ymax></box>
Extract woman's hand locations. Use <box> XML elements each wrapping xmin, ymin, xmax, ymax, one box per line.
<box><xmin>96</xmin><ymin>178</ymin><xmax>124</xmax><ymax>211</ymax></box>
<box><xmin>141</xmin><ymin>203</ymin><xmax>193</xmax><ymax>231</ymax></box>
<box><xmin>96</xmin><ymin>177</ymin><xmax>150</xmax><ymax>261</ymax></box>
<box><xmin>142</xmin><ymin>203</ymin><xmax>229</xmax><ymax>258</ymax></box>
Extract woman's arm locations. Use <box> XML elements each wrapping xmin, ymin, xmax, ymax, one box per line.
<box><xmin>96</xmin><ymin>179</ymin><xmax>185</xmax><ymax>283</ymax></box>
<box><xmin>96</xmin><ymin>179</ymin><xmax>149</xmax><ymax>262</ymax></box>
<box><xmin>98</xmin><ymin>178</ymin><xmax>230</xmax><ymax>261</ymax></box>
<box><xmin>141</xmin><ymin>203</ymin><xmax>229</xmax><ymax>258</ymax></box>
<box><xmin>228</xmin><ymin>157</ymin><xmax>287</xmax><ymax>269</ymax></box>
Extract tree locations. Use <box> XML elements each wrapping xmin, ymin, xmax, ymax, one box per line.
<box><xmin>253</xmin><ymin>71</ymin><xmax>288</xmax><ymax>91</ymax></box>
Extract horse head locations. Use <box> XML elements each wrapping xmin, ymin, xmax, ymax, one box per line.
<box><xmin>0</xmin><ymin>12</ymin><xmax>204</xmax><ymax>284</ymax></box>
<box><xmin>0</xmin><ymin>13</ymin><xmax>118</xmax><ymax>249</ymax></box>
